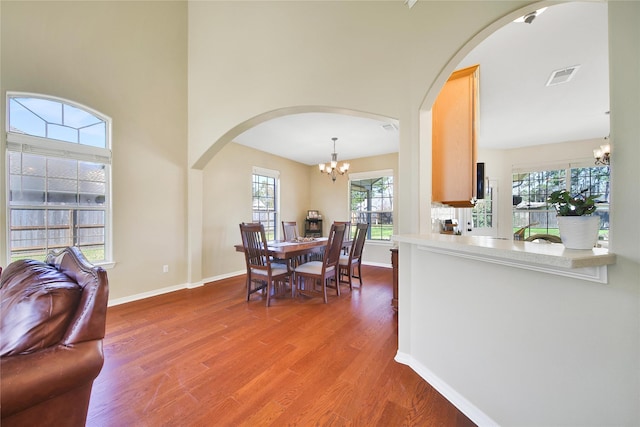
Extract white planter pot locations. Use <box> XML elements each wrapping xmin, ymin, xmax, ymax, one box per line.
<box><xmin>557</xmin><ymin>216</ymin><xmax>600</xmax><ymax>250</ymax></box>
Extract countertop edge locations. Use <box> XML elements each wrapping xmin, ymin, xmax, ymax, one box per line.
<box><xmin>392</xmin><ymin>234</ymin><xmax>616</xmax><ymax>270</ymax></box>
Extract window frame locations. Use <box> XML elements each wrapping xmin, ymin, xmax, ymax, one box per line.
<box><xmin>512</xmin><ymin>161</ymin><xmax>610</xmax><ymax>241</ymax></box>
<box><xmin>348</xmin><ymin>169</ymin><xmax>394</xmax><ymax>242</ymax></box>
<box><xmin>5</xmin><ymin>92</ymin><xmax>113</xmax><ymax>266</ymax></box>
<box><xmin>251</xmin><ymin>166</ymin><xmax>280</xmax><ymax>241</ymax></box>
<box><xmin>469</xmin><ymin>179</ymin><xmax>498</xmax><ymax>236</ymax></box>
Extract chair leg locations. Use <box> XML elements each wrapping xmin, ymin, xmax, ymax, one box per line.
<box><xmin>322</xmin><ymin>277</ymin><xmax>328</xmax><ymax>303</ymax></box>
<box><xmin>291</xmin><ymin>275</ymin><xmax>296</xmax><ymax>298</ymax></box>
<box><xmin>337</xmin><ymin>265</ymin><xmax>352</xmax><ymax>291</ymax></box>
<box><xmin>266</xmin><ymin>280</ymin><xmax>271</xmax><ymax>307</ymax></box>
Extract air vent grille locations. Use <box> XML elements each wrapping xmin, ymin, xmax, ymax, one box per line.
<box><xmin>546</xmin><ymin>65</ymin><xmax>580</xmax><ymax>86</ymax></box>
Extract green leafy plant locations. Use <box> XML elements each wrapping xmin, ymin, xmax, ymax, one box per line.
<box><xmin>547</xmin><ymin>189</ymin><xmax>599</xmax><ymax>216</ymax></box>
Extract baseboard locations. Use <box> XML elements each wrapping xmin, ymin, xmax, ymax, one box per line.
<box><xmin>108</xmin><ymin>270</ymin><xmax>245</xmax><ymax>307</ymax></box>
<box><xmin>362</xmin><ymin>260</ymin><xmax>391</xmax><ymax>268</ymax></box>
<box><xmin>108</xmin><ymin>283</ymin><xmax>189</xmax><ymax>307</ymax></box>
<box><xmin>394</xmin><ymin>351</ymin><xmax>499</xmax><ymax>427</ymax></box>
<box><xmin>200</xmin><ymin>270</ymin><xmax>245</xmax><ymax>285</ymax></box>
<box><xmin>107</xmin><ymin>265</ymin><xmax>388</xmax><ymax>307</ymax></box>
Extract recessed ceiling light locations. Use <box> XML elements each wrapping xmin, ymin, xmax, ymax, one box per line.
<box><xmin>514</xmin><ymin>7</ymin><xmax>548</xmax><ymax>23</ymax></box>
<box><xmin>404</xmin><ymin>0</ymin><xmax>417</xmax><ymax>8</ymax></box>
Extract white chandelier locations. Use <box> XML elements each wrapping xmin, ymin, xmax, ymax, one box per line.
<box><xmin>318</xmin><ymin>137</ymin><xmax>350</xmax><ymax>182</ymax></box>
<box><xmin>593</xmin><ymin>138</ymin><xmax>611</xmax><ymax>166</ymax></box>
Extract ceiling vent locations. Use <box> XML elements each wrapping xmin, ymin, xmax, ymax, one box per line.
<box><xmin>546</xmin><ymin>65</ymin><xmax>580</xmax><ymax>86</ymax></box>
<box><xmin>381</xmin><ymin>123</ymin><xmax>398</xmax><ymax>132</ymax></box>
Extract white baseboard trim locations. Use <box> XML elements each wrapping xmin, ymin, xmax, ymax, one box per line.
<box><xmin>200</xmin><ymin>270</ymin><xmax>245</xmax><ymax>285</ymax></box>
<box><xmin>394</xmin><ymin>351</ymin><xmax>499</xmax><ymax>427</ymax></box>
<box><xmin>362</xmin><ymin>260</ymin><xmax>391</xmax><ymax>268</ymax></box>
<box><xmin>108</xmin><ymin>270</ymin><xmax>245</xmax><ymax>307</ymax></box>
<box><xmin>108</xmin><ymin>283</ymin><xmax>189</xmax><ymax>307</ymax></box>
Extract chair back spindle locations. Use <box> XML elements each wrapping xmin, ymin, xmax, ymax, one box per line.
<box><xmin>282</xmin><ymin>221</ymin><xmax>299</xmax><ymax>241</ymax></box>
<box><xmin>324</xmin><ymin>223</ymin><xmax>346</xmax><ymax>270</ymax></box>
<box><xmin>351</xmin><ymin>223</ymin><xmax>368</xmax><ymax>260</ymax></box>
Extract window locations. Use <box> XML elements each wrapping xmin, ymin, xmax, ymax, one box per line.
<box><xmin>472</xmin><ymin>185</ymin><xmax>494</xmax><ymax>229</ymax></box>
<box><xmin>6</xmin><ymin>94</ymin><xmax>112</xmax><ymax>264</ymax></box>
<box><xmin>252</xmin><ymin>167</ymin><xmax>279</xmax><ymax>240</ymax></box>
<box><xmin>512</xmin><ymin>164</ymin><xmax>609</xmax><ymax>240</ymax></box>
<box><xmin>349</xmin><ymin>170</ymin><xmax>393</xmax><ymax>241</ymax></box>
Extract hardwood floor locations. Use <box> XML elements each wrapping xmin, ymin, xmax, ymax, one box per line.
<box><xmin>87</xmin><ymin>265</ymin><xmax>476</xmax><ymax>426</ymax></box>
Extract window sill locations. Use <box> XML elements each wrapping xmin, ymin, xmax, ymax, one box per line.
<box><xmin>392</xmin><ymin>233</ymin><xmax>616</xmax><ymax>283</ymax></box>
<box><xmin>95</xmin><ymin>261</ymin><xmax>116</xmax><ymax>270</ymax></box>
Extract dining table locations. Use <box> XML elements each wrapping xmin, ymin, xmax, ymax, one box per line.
<box><xmin>235</xmin><ymin>237</ymin><xmax>353</xmax><ymax>268</ymax></box>
<box><xmin>235</xmin><ymin>237</ymin><xmax>329</xmax><ymax>263</ymax></box>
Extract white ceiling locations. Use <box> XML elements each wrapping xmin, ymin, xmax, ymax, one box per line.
<box><xmin>234</xmin><ymin>2</ymin><xmax>609</xmax><ymax>165</ymax></box>
<box><xmin>234</xmin><ymin>112</ymin><xmax>399</xmax><ymax>166</ymax></box>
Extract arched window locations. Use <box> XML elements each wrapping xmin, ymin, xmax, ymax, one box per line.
<box><xmin>6</xmin><ymin>93</ymin><xmax>112</xmax><ymax>264</ymax></box>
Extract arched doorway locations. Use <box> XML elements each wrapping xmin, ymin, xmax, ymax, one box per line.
<box><xmin>420</xmin><ymin>1</ymin><xmax>609</xmax><ymax>237</ymax></box>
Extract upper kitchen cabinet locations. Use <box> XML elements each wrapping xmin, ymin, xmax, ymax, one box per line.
<box><xmin>432</xmin><ymin>65</ymin><xmax>479</xmax><ymax>208</ymax></box>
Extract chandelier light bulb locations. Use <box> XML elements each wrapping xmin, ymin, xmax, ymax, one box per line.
<box><xmin>593</xmin><ymin>137</ymin><xmax>611</xmax><ymax>166</ymax></box>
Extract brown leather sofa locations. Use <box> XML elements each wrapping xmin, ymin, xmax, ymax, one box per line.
<box><xmin>0</xmin><ymin>247</ymin><xmax>109</xmax><ymax>427</ymax></box>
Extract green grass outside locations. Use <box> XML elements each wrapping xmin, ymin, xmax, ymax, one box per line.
<box><xmin>514</xmin><ymin>227</ymin><xmax>561</xmax><ymax>237</ymax></box>
<box><xmin>512</xmin><ymin>227</ymin><xmax>608</xmax><ymax>239</ymax></box>
<box><xmin>370</xmin><ymin>224</ymin><xmax>394</xmax><ymax>241</ymax></box>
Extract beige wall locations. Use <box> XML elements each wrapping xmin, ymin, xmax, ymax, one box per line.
<box><xmin>201</xmin><ymin>142</ymin><xmax>311</xmax><ymax>280</ymax></box>
<box><xmin>1</xmin><ymin>1</ymin><xmax>189</xmax><ymax>300</ymax></box>
<box><xmin>1</xmin><ymin>1</ymin><xmax>638</xmax><ymax>425</ymax></box>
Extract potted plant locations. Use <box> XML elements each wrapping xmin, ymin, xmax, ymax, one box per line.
<box><xmin>547</xmin><ymin>189</ymin><xmax>601</xmax><ymax>249</ymax></box>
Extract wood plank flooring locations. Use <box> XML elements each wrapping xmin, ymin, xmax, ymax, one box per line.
<box><xmin>87</xmin><ymin>265</ymin><xmax>476</xmax><ymax>426</ymax></box>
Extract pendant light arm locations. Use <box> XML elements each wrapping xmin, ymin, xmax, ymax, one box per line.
<box><xmin>318</xmin><ymin>137</ymin><xmax>349</xmax><ymax>182</ymax></box>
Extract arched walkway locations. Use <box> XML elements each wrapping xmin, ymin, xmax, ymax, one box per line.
<box><xmin>192</xmin><ymin>105</ymin><xmax>398</xmax><ymax>170</ymax></box>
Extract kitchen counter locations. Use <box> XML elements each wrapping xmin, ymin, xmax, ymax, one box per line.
<box><xmin>392</xmin><ymin>233</ymin><xmax>616</xmax><ymax>283</ymax></box>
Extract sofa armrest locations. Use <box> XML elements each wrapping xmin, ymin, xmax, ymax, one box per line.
<box><xmin>0</xmin><ymin>340</ymin><xmax>104</xmax><ymax>418</ymax></box>
<box><xmin>46</xmin><ymin>247</ymin><xmax>109</xmax><ymax>345</ymax></box>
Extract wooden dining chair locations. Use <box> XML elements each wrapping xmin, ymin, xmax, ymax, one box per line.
<box><xmin>333</xmin><ymin>221</ymin><xmax>352</xmax><ymax>254</ymax></box>
<box><xmin>282</xmin><ymin>221</ymin><xmax>299</xmax><ymax>241</ymax></box>
<box><xmin>293</xmin><ymin>223</ymin><xmax>346</xmax><ymax>303</ymax></box>
<box><xmin>339</xmin><ymin>222</ymin><xmax>368</xmax><ymax>290</ymax></box>
<box><xmin>239</xmin><ymin>222</ymin><xmax>293</xmax><ymax>306</ymax></box>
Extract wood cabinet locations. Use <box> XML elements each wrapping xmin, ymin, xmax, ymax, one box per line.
<box><xmin>432</xmin><ymin>64</ymin><xmax>479</xmax><ymax>208</ymax></box>
<box><xmin>304</xmin><ymin>219</ymin><xmax>322</xmax><ymax>237</ymax></box>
